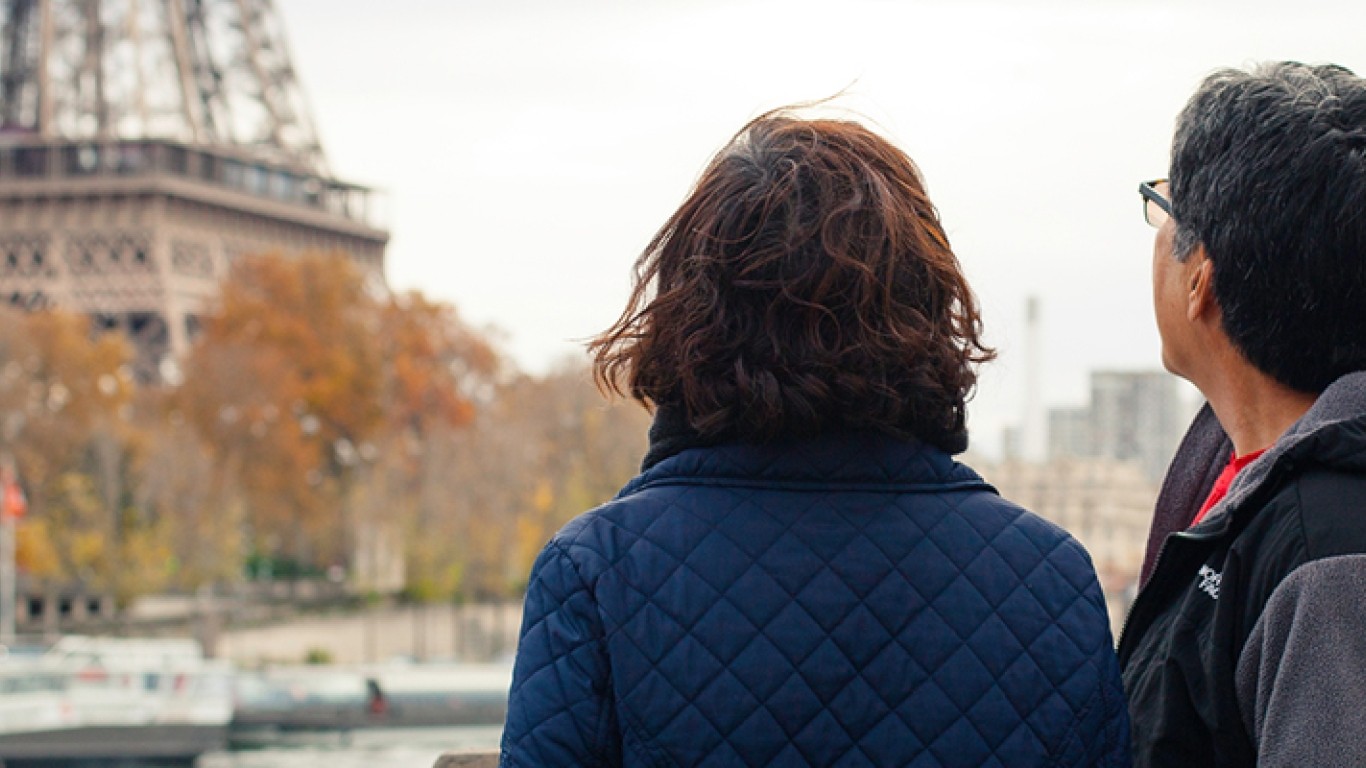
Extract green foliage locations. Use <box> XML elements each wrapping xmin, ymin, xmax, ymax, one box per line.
<box><xmin>243</xmin><ymin>553</ymin><xmax>323</xmax><ymax>581</ymax></box>
<box><xmin>304</xmin><ymin>646</ymin><xmax>334</xmax><ymax>665</ymax></box>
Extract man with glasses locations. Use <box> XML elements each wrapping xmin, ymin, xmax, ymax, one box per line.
<box><xmin>1120</xmin><ymin>61</ymin><xmax>1366</xmax><ymax>767</ymax></box>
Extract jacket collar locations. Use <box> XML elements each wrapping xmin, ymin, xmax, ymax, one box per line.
<box><xmin>640</xmin><ymin>403</ymin><xmax>715</xmax><ymax>471</ymax></box>
<box><xmin>1140</xmin><ymin>403</ymin><xmax>1231</xmax><ymax>585</ymax></box>
<box><xmin>1166</xmin><ymin>371</ymin><xmax>1366</xmax><ymax>538</ymax></box>
<box><xmin>623</xmin><ymin>429</ymin><xmax>991</xmax><ymax>498</ymax></box>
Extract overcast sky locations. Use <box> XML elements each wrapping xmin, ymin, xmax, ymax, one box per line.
<box><xmin>275</xmin><ymin>0</ymin><xmax>1364</xmax><ymax>456</ymax></box>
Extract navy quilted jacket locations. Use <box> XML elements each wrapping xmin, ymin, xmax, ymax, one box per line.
<box><xmin>501</xmin><ymin>432</ymin><xmax>1129</xmax><ymax>766</ymax></box>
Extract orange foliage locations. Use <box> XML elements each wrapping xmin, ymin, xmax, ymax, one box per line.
<box><xmin>0</xmin><ymin>259</ymin><xmax>650</xmax><ymax>601</ymax></box>
<box><xmin>179</xmin><ymin>253</ymin><xmax>500</xmax><ymax>570</ymax></box>
<box><xmin>0</xmin><ymin>306</ymin><xmax>175</xmax><ymax>599</ymax></box>
<box><xmin>0</xmin><ymin>308</ymin><xmax>133</xmax><ymax>495</ymax></box>
<box><xmin>380</xmin><ymin>292</ymin><xmax>497</xmax><ymax>442</ymax></box>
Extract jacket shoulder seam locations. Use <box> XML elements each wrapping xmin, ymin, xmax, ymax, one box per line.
<box><xmin>1288</xmin><ymin>469</ymin><xmax>1366</xmax><ymax>561</ymax></box>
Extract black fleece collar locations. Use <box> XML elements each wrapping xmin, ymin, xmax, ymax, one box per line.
<box><xmin>1141</xmin><ymin>370</ymin><xmax>1366</xmax><ymax>586</ymax></box>
<box><xmin>640</xmin><ymin>403</ymin><xmax>715</xmax><ymax>471</ymax></box>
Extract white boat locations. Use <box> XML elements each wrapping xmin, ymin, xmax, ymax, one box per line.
<box><xmin>0</xmin><ymin>636</ymin><xmax>233</xmax><ymax>767</ymax></box>
<box><xmin>228</xmin><ymin>660</ymin><xmax>511</xmax><ymax>745</ymax></box>
<box><xmin>362</xmin><ymin>661</ymin><xmax>510</xmax><ymax>726</ymax></box>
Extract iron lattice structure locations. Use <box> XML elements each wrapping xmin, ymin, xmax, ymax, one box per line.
<box><xmin>0</xmin><ymin>0</ymin><xmax>387</xmax><ymax>379</ymax></box>
<box><xmin>1</xmin><ymin>0</ymin><xmax>326</xmax><ymax>170</ymax></box>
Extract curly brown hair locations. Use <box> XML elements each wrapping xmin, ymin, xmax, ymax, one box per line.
<box><xmin>590</xmin><ymin>110</ymin><xmax>994</xmax><ymax>452</ymax></box>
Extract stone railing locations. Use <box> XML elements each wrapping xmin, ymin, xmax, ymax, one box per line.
<box><xmin>433</xmin><ymin>752</ymin><xmax>498</xmax><ymax>768</ymax></box>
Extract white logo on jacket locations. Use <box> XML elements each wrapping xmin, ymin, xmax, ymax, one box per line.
<box><xmin>1197</xmin><ymin>564</ymin><xmax>1222</xmax><ymax>600</ymax></box>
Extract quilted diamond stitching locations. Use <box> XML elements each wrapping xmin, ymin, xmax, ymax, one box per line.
<box><xmin>501</xmin><ymin>434</ymin><xmax>1126</xmax><ymax>767</ymax></box>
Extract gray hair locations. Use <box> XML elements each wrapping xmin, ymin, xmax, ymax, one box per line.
<box><xmin>1167</xmin><ymin>61</ymin><xmax>1366</xmax><ymax>392</ymax></box>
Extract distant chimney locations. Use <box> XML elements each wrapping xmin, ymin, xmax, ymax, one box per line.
<box><xmin>1021</xmin><ymin>296</ymin><xmax>1047</xmax><ymax>462</ymax></box>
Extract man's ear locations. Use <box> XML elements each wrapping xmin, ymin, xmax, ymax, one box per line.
<box><xmin>1186</xmin><ymin>245</ymin><xmax>1216</xmax><ymax>322</ymax></box>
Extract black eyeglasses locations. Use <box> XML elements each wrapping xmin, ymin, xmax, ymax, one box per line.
<box><xmin>1139</xmin><ymin>179</ymin><xmax>1173</xmax><ymax>228</ymax></box>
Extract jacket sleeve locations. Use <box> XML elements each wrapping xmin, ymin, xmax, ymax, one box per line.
<box><xmin>1074</xmin><ymin>550</ymin><xmax>1132</xmax><ymax>768</ymax></box>
<box><xmin>1235</xmin><ymin>555</ymin><xmax>1366</xmax><ymax>768</ymax></box>
<box><xmin>1098</xmin><ymin>629</ymin><xmax>1133</xmax><ymax>768</ymax></box>
<box><xmin>500</xmin><ymin>540</ymin><xmax>618</xmax><ymax>767</ymax></box>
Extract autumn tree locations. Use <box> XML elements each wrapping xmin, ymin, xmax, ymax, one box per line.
<box><xmin>0</xmin><ymin>306</ymin><xmax>172</xmax><ymax>605</ymax></box>
<box><xmin>429</xmin><ymin>359</ymin><xmax>651</xmax><ymax>599</ymax></box>
<box><xmin>178</xmin><ymin>253</ymin><xmax>499</xmax><ymax>583</ymax></box>
<box><xmin>0</xmin><ymin>261</ymin><xmax>656</xmax><ymax>610</ymax></box>
<box><xmin>132</xmin><ymin>398</ymin><xmax>241</xmax><ymax>590</ymax></box>
<box><xmin>177</xmin><ymin>252</ymin><xmax>383</xmax><ymax>569</ymax></box>
<box><xmin>370</xmin><ymin>292</ymin><xmax>499</xmax><ymax>600</ymax></box>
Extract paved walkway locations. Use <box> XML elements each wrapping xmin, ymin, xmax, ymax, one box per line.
<box><xmin>435</xmin><ymin>753</ymin><xmax>498</xmax><ymax>767</ymax></box>
<box><xmin>216</xmin><ymin>603</ymin><xmax>521</xmax><ymax>665</ymax></box>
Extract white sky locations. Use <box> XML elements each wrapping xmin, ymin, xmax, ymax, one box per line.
<box><xmin>276</xmin><ymin>0</ymin><xmax>1364</xmax><ymax>456</ymax></box>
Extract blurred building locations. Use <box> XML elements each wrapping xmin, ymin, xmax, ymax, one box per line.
<box><xmin>1043</xmin><ymin>371</ymin><xmax>1189</xmax><ymax>482</ymax></box>
<box><xmin>1089</xmin><ymin>371</ymin><xmax>1187</xmax><ymax>482</ymax></box>
<box><xmin>1000</xmin><ymin>425</ymin><xmax>1023</xmax><ymax>462</ymax></box>
<box><xmin>1047</xmin><ymin>406</ymin><xmax>1092</xmax><ymax>460</ymax></box>
<box><xmin>351</xmin><ymin>521</ymin><xmax>406</xmax><ymax>595</ymax></box>
<box><xmin>986</xmin><ymin>368</ymin><xmax>1191</xmax><ymax>632</ymax></box>
<box><xmin>0</xmin><ymin>0</ymin><xmax>388</xmax><ymax>380</ymax></box>
<box><xmin>986</xmin><ymin>456</ymin><xmax>1157</xmax><ymax>636</ymax></box>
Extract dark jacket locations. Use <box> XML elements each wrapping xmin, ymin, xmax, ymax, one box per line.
<box><xmin>1120</xmin><ymin>371</ymin><xmax>1366</xmax><ymax>767</ymax></box>
<box><xmin>501</xmin><ymin>430</ymin><xmax>1129</xmax><ymax>767</ymax></box>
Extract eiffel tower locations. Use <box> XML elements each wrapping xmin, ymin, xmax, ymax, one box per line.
<box><xmin>0</xmin><ymin>0</ymin><xmax>387</xmax><ymax>379</ymax></box>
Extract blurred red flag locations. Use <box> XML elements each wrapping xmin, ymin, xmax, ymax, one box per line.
<box><xmin>2</xmin><ymin>478</ymin><xmax>25</xmax><ymax>519</ymax></box>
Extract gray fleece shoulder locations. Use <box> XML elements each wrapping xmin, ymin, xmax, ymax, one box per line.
<box><xmin>1235</xmin><ymin>555</ymin><xmax>1366</xmax><ymax>767</ymax></box>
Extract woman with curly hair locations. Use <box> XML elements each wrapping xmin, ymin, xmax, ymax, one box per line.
<box><xmin>499</xmin><ymin>111</ymin><xmax>1129</xmax><ymax>767</ymax></box>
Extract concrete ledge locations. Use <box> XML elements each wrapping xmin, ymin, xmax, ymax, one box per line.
<box><xmin>433</xmin><ymin>752</ymin><xmax>498</xmax><ymax>768</ymax></box>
